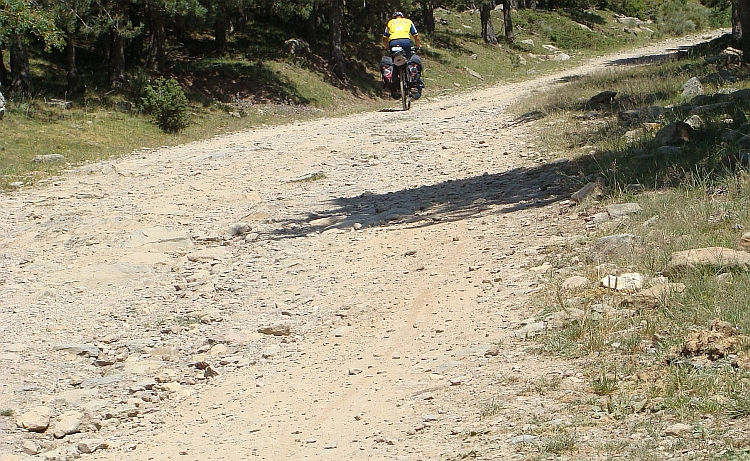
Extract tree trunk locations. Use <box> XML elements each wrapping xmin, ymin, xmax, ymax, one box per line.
<box><xmin>423</xmin><ymin>2</ymin><xmax>435</xmax><ymax>35</ymax></box>
<box><xmin>9</xmin><ymin>35</ymin><xmax>33</xmax><ymax>95</ymax></box>
<box><xmin>65</xmin><ymin>32</ymin><xmax>83</xmax><ymax>95</ymax></box>
<box><xmin>530</xmin><ymin>0</ymin><xmax>536</xmax><ymax>11</ymax></box>
<box><xmin>214</xmin><ymin>8</ymin><xmax>229</xmax><ymax>53</ymax></box>
<box><xmin>108</xmin><ymin>28</ymin><xmax>127</xmax><ymax>88</ymax></box>
<box><xmin>304</xmin><ymin>5</ymin><xmax>317</xmax><ymax>45</ymax></box>
<box><xmin>738</xmin><ymin>0</ymin><xmax>750</xmax><ymax>62</ymax></box>
<box><xmin>0</xmin><ymin>43</ymin><xmax>9</xmax><ymax>89</ymax></box>
<box><xmin>733</xmin><ymin>1</ymin><xmax>742</xmax><ymax>41</ymax></box>
<box><xmin>329</xmin><ymin>0</ymin><xmax>346</xmax><ymax>79</ymax></box>
<box><xmin>146</xmin><ymin>9</ymin><xmax>167</xmax><ymax>74</ymax></box>
<box><xmin>481</xmin><ymin>2</ymin><xmax>498</xmax><ymax>44</ymax></box>
<box><xmin>502</xmin><ymin>0</ymin><xmax>514</xmax><ymax>42</ymax></box>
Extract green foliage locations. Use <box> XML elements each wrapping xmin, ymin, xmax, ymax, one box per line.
<box><xmin>657</xmin><ymin>0</ymin><xmax>711</xmax><ymax>35</ymax></box>
<box><xmin>141</xmin><ymin>77</ymin><xmax>190</xmax><ymax>133</ymax></box>
<box><xmin>0</xmin><ymin>0</ymin><xmax>64</xmax><ymax>50</ymax></box>
<box><xmin>600</xmin><ymin>0</ymin><xmax>655</xmax><ymax>19</ymax></box>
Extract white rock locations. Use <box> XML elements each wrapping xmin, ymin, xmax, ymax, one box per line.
<box><xmin>53</xmin><ymin>410</ymin><xmax>83</xmax><ymax>438</ymax></box>
<box><xmin>600</xmin><ymin>273</ymin><xmax>645</xmax><ymax>292</ymax></box>
<box><xmin>16</xmin><ymin>406</ymin><xmax>52</xmax><ymax>432</ymax></box>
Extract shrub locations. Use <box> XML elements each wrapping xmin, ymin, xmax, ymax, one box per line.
<box><xmin>601</xmin><ymin>0</ymin><xmax>654</xmax><ymax>20</ymax></box>
<box><xmin>141</xmin><ymin>77</ymin><xmax>190</xmax><ymax>133</ymax></box>
<box><xmin>657</xmin><ymin>0</ymin><xmax>711</xmax><ymax>35</ymax></box>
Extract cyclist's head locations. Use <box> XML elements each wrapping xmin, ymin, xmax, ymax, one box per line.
<box><xmin>392</xmin><ymin>11</ymin><xmax>404</xmax><ymax>18</ymax></box>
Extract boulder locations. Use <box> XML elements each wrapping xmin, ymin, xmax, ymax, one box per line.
<box><xmin>16</xmin><ymin>406</ymin><xmax>52</xmax><ymax>432</ymax></box>
<box><xmin>682</xmin><ymin>77</ymin><xmax>703</xmax><ymax>100</ymax></box>
<box><xmin>586</xmin><ymin>91</ymin><xmax>617</xmax><ymax>108</ymax></box>
<box><xmin>665</xmin><ymin>247</ymin><xmax>750</xmax><ymax>275</ymax></box>
<box><xmin>653</xmin><ymin>122</ymin><xmax>695</xmax><ymax>146</ymax></box>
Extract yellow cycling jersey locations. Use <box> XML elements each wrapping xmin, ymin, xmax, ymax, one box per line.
<box><xmin>384</xmin><ymin>17</ymin><xmax>418</xmax><ymax>41</ymax></box>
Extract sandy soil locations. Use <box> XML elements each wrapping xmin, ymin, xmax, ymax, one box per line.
<box><xmin>0</xmin><ymin>32</ymin><xmax>727</xmax><ymax>461</ymax></box>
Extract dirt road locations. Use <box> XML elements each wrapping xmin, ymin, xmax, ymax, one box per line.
<box><xmin>0</xmin><ymin>32</ymin><xmax>725</xmax><ymax>461</ymax></box>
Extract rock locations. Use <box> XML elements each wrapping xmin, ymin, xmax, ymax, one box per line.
<box><xmin>664</xmin><ymin>247</ymin><xmax>750</xmax><ymax>275</ymax></box>
<box><xmin>32</xmin><ymin>154</ymin><xmax>65</xmax><ymax>163</ymax></box>
<box><xmin>521</xmin><ymin>39</ymin><xmax>534</xmax><ymax>46</ymax></box>
<box><xmin>54</xmin><ymin>344</ymin><xmax>100</xmax><ymax>357</ymax></box>
<box><xmin>716</xmin><ymin>272</ymin><xmax>734</xmax><ymax>284</ymax></box>
<box><xmin>590</xmin><ymin>234</ymin><xmax>637</xmax><ymax>261</ymax></box>
<box><xmin>643</xmin><ymin>215</ymin><xmax>659</xmax><ymax>227</ymax></box>
<box><xmin>620</xmin><ymin>283</ymin><xmax>686</xmax><ymax>309</ymax></box>
<box><xmin>654</xmin><ymin>122</ymin><xmax>695</xmax><ymax>146</ymax></box>
<box><xmin>53</xmin><ymin>410</ymin><xmax>83</xmax><ymax>438</ymax></box>
<box><xmin>587</xmin><ymin>91</ymin><xmax>617</xmax><ymax>108</ymax></box>
<box><xmin>701</xmin><ymin>70</ymin><xmax>737</xmax><ymax>85</ymax></box>
<box><xmin>484</xmin><ymin>345</ymin><xmax>500</xmax><ymax>357</ymax></box>
<box><xmin>257</xmin><ymin>323</ymin><xmax>291</xmax><ymax>336</ymax></box>
<box><xmin>740</xmin><ymin>233</ymin><xmax>750</xmax><ymax>252</ymax></box>
<box><xmin>681</xmin><ymin>77</ymin><xmax>703</xmax><ymax>100</ymax></box>
<box><xmin>283</xmin><ymin>38</ymin><xmax>310</xmax><ymax>56</ymax></box>
<box><xmin>689</xmin><ymin>102</ymin><xmax>733</xmax><ymax>115</ymax></box>
<box><xmin>657</xmin><ymin>146</ymin><xmax>682</xmax><ymax>156</ymax></box>
<box><xmin>262</xmin><ymin>346</ymin><xmax>282</xmax><ymax>359</ymax></box>
<box><xmin>684</xmin><ymin>115</ymin><xmax>703</xmax><ymax>129</ymax></box>
<box><xmin>46</xmin><ymin>99</ymin><xmax>72</xmax><ymax>109</ymax></box>
<box><xmin>186</xmin><ymin>248</ymin><xmax>229</xmax><ymax>263</ymax></box>
<box><xmin>204</xmin><ymin>366</ymin><xmax>220</xmax><ymax>378</ymax></box>
<box><xmin>228</xmin><ymin>223</ymin><xmax>251</xmax><ymax>237</ymax></box>
<box><xmin>209</xmin><ymin>344</ymin><xmax>228</xmax><ymax>356</ymax></box>
<box><xmin>21</xmin><ymin>440</ymin><xmax>40</xmax><ymax>455</ymax></box>
<box><xmin>545</xmin><ymin>308</ymin><xmax>585</xmax><ymax>329</ymax></box>
<box><xmin>619</xmin><ymin>106</ymin><xmax>664</xmax><ymax>123</ymax></box>
<box><xmin>605</xmin><ymin>203</ymin><xmax>642</xmax><ymax>219</ymax></box>
<box><xmin>348</xmin><ymin>368</ymin><xmax>363</xmax><ymax>375</ymax></box>
<box><xmin>600</xmin><ymin>273</ymin><xmax>645</xmax><ymax>292</ymax></box>
<box><xmin>511</xmin><ymin>434</ymin><xmax>540</xmax><ymax>444</ymax></box>
<box><xmin>561</xmin><ymin>275</ymin><xmax>589</xmax><ymax>291</ymax></box>
<box><xmin>77</xmin><ymin>438</ymin><xmax>108</xmax><ymax>454</ymax></box>
<box><xmin>114</xmin><ymin>101</ymin><xmax>133</xmax><ymax>112</ymax></box>
<box><xmin>16</xmin><ymin>406</ymin><xmax>52</xmax><ymax>432</ymax></box>
<box><xmin>81</xmin><ymin>374</ymin><xmax>124</xmax><ymax>388</ymax></box>
<box><xmin>333</xmin><ymin>326</ymin><xmax>352</xmax><ymax>338</ymax></box>
<box><xmin>618</xmin><ymin>109</ymin><xmax>643</xmax><ymax>123</ymax></box>
<box><xmin>553</xmin><ymin>53</ymin><xmax>571</xmax><ymax>61</ymax></box>
<box><xmin>515</xmin><ymin>321</ymin><xmax>545</xmax><ymax>339</ymax></box>
<box><xmin>571</xmin><ymin>181</ymin><xmax>604</xmax><ymax>204</ymax></box>
<box><xmin>464</xmin><ymin>67</ymin><xmax>483</xmax><ymax>80</ymax></box>
<box><xmin>681</xmin><ymin>319</ymin><xmax>743</xmax><ymax>360</ymax></box>
<box><xmin>665</xmin><ymin>423</ymin><xmax>693</xmax><ymax>437</ymax></box>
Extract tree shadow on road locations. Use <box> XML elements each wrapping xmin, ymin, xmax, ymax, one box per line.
<box><xmin>266</xmin><ymin>157</ymin><xmax>586</xmax><ymax>240</ymax></box>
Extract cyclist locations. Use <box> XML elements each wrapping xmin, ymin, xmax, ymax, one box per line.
<box><xmin>381</xmin><ymin>12</ymin><xmax>424</xmax><ymax>100</ymax></box>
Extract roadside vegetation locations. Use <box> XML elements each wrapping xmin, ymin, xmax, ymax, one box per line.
<box><xmin>515</xmin><ymin>19</ymin><xmax>750</xmax><ymax>461</ymax></box>
<box><xmin>0</xmin><ymin>0</ymin><xmax>732</xmax><ymax>190</ymax></box>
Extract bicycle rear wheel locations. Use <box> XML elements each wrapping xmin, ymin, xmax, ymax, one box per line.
<box><xmin>400</xmin><ymin>68</ymin><xmax>410</xmax><ymax>111</ymax></box>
